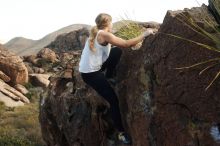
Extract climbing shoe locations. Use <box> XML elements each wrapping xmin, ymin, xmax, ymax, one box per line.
<box><xmin>117</xmin><ymin>132</ymin><xmax>132</xmax><ymax>145</ymax></box>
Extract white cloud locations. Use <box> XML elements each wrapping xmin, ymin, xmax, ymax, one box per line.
<box><xmin>0</xmin><ymin>0</ymin><xmax>208</xmax><ymax>42</ymax></box>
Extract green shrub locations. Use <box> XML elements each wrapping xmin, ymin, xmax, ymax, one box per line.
<box><xmin>36</xmin><ymin>58</ymin><xmax>52</xmax><ymax>69</ymax></box>
<box><xmin>0</xmin><ymin>101</ymin><xmax>6</xmax><ymax>117</ymax></box>
<box><xmin>114</xmin><ymin>21</ymin><xmax>143</xmax><ymax>40</ymax></box>
<box><xmin>114</xmin><ymin>20</ymin><xmax>145</xmax><ymax>50</ymax></box>
<box><xmin>0</xmin><ymin>135</ymin><xmax>33</xmax><ymax>146</ymax></box>
<box><xmin>24</xmin><ymin>83</ymin><xmax>42</xmax><ymax>102</ymax></box>
<box><xmin>52</xmin><ymin>61</ymin><xmax>62</xmax><ymax>68</ymax></box>
<box><xmin>0</xmin><ymin>103</ymin><xmax>45</xmax><ymax>146</ymax></box>
<box><xmin>25</xmin><ymin>92</ymin><xmax>33</xmax><ymax>100</ymax></box>
<box><xmin>24</xmin><ymin>82</ymin><xmax>34</xmax><ymax>90</ymax></box>
<box><xmin>25</xmin><ymin>89</ymin><xmax>39</xmax><ymax>102</ymax></box>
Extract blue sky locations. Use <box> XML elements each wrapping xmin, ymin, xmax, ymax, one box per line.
<box><xmin>0</xmin><ymin>0</ymin><xmax>208</xmax><ymax>43</ymax></box>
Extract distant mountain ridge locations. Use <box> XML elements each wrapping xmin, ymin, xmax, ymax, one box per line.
<box><xmin>4</xmin><ymin>24</ymin><xmax>91</xmax><ymax>56</ymax></box>
<box><xmin>4</xmin><ymin>37</ymin><xmax>37</xmax><ymax>52</ymax></box>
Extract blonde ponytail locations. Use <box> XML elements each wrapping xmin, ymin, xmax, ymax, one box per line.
<box><xmin>89</xmin><ymin>13</ymin><xmax>112</xmax><ymax>52</ymax></box>
<box><xmin>89</xmin><ymin>26</ymin><xmax>98</xmax><ymax>52</ymax></box>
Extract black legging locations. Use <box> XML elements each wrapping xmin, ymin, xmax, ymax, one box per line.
<box><xmin>81</xmin><ymin>47</ymin><xmax>124</xmax><ymax>131</ymax></box>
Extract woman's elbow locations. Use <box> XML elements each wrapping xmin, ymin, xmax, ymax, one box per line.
<box><xmin>121</xmin><ymin>41</ymin><xmax>131</xmax><ymax>48</ymax></box>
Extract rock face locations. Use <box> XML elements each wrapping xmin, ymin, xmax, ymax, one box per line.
<box><xmin>0</xmin><ymin>45</ymin><xmax>28</xmax><ymax>85</ymax></box>
<box><xmin>141</xmin><ymin>7</ymin><xmax>220</xmax><ymax>146</ymax></box>
<box><xmin>39</xmin><ymin>76</ymin><xmax>111</xmax><ymax>146</ymax></box>
<box><xmin>29</xmin><ymin>74</ymin><xmax>51</xmax><ymax>88</ymax></box>
<box><xmin>37</xmin><ymin>48</ymin><xmax>58</xmax><ymax>63</ymax></box>
<box><xmin>46</xmin><ymin>27</ymin><xmax>90</xmax><ymax>52</ymax></box>
<box><xmin>39</xmin><ymin>4</ymin><xmax>220</xmax><ymax>146</ymax></box>
<box><xmin>14</xmin><ymin>84</ymin><xmax>29</xmax><ymax>95</ymax></box>
<box><xmin>0</xmin><ymin>92</ymin><xmax>24</xmax><ymax>107</ymax></box>
<box><xmin>0</xmin><ymin>70</ymin><xmax>11</xmax><ymax>82</ymax></box>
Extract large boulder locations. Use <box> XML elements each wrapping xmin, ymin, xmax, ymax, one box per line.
<box><xmin>46</xmin><ymin>27</ymin><xmax>90</xmax><ymax>52</ymax></box>
<box><xmin>0</xmin><ymin>79</ymin><xmax>30</xmax><ymax>104</ymax></box>
<box><xmin>23</xmin><ymin>55</ymin><xmax>38</xmax><ymax>65</ymax></box>
<box><xmin>37</xmin><ymin>48</ymin><xmax>58</xmax><ymax>63</ymax></box>
<box><xmin>0</xmin><ymin>45</ymin><xmax>28</xmax><ymax>85</ymax></box>
<box><xmin>29</xmin><ymin>74</ymin><xmax>51</xmax><ymax>88</ymax></box>
<box><xmin>39</xmin><ymin>75</ymin><xmax>112</xmax><ymax>146</ymax></box>
<box><xmin>140</xmin><ymin>8</ymin><xmax>220</xmax><ymax>146</ymax></box>
<box><xmin>39</xmin><ymin>5</ymin><xmax>220</xmax><ymax>146</ymax></box>
<box><xmin>32</xmin><ymin>67</ymin><xmax>45</xmax><ymax>74</ymax></box>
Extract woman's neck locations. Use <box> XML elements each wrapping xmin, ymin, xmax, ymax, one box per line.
<box><xmin>100</xmin><ymin>28</ymin><xmax>109</xmax><ymax>32</ymax></box>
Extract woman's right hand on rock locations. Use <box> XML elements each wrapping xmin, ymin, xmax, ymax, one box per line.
<box><xmin>142</xmin><ymin>28</ymin><xmax>156</xmax><ymax>38</ymax></box>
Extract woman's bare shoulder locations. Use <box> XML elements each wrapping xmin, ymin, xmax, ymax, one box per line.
<box><xmin>99</xmin><ymin>31</ymin><xmax>114</xmax><ymax>40</ymax></box>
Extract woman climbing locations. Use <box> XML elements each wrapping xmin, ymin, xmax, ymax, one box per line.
<box><xmin>79</xmin><ymin>13</ymin><xmax>155</xmax><ymax>145</ymax></box>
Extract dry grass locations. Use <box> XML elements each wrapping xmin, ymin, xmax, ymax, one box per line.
<box><xmin>0</xmin><ymin>88</ymin><xmax>45</xmax><ymax>146</ymax></box>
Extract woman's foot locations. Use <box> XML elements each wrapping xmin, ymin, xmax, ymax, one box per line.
<box><xmin>117</xmin><ymin>132</ymin><xmax>132</xmax><ymax>145</ymax></box>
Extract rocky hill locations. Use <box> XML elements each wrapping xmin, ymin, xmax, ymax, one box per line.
<box><xmin>45</xmin><ymin>27</ymin><xmax>90</xmax><ymax>52</ymax></box>
<box><xmin>39</xmin><ymin>2</ymin><xmax>220</xmax><ymax>146</ymax></box>
<box><xmin>4</xmin><ymin>37</ymin><xmax>36</xmax><ymax>53</ymax></box>
<box><xmin>4</xmin><ymin>24</ymin><xmax>91</xmax><ymax>56</ymax></box>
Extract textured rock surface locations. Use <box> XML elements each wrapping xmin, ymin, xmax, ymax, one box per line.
<box><xmin>0</xmin><ymin>79</ymin><xmax>30</xmax><ymax>103</ymax></box>
<box><xmin>0</xmin><ymin>92</ymin><xmax>25</xmax><ymax>107</ymax></box>
<box><xmin>0</xmin><ymin>70</ymin><xmax>11</xmax><ymax>82</ymax></box>
<box><xmin>39</xmin><ymin>75</ymin><xmax>112</xmax><ymax>146</ymax></box>
<box><xmin>29</xmin><ymin>74</ymin><xmax>51</xmax><ymax>88</ymax></box>
<box><xmin>32</xmin><ymin>67</ymin><xmax>45</xmax><ymax>74</ymax></box>
<box><xmin>46</xmin><ymin>27</ymin><xmax>90</xmax><ymax>52</ymax></box>
<box><xmin>0</xmin><ymin>45</ymin><xmax>28</xmax><ymax>85</ymax></box>
<box><xmin>0</xmin><ymin>45</ymin><xmax>30</xmax><ymax>107</ymax></box>
<box><xmin>14</xmin><ymin>84</ymin><xmax>29</xmax><ymax>95</ymax></box>
<box><xmin>140</xmin><ymin>7</ymin><xmax>220</xmax><ymax>146</ymax></box>
<box><xmin>39</xmin><ymin>5</ymin><xmax>220</xmax><ymax>146</ymax></box>
<box><xmin>37</xmin><ymin>48</ymin><xmax>58</xmax><ymax>63</ymax></box>
<box><xmin>23</xmin><ymin>55</ymin><xmax>38</xmax><ymax>65</ymax></box>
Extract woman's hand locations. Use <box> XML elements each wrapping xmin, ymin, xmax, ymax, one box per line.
<box><xmin>142</xmin><ymin>28</ymin><xmax>157</xmax><ymax>38</ymax></box>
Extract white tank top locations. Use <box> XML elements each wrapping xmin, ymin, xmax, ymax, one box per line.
<box><xmin>79</xmin><ymin>30</ymin><xmax>111</xmax><ymax>73</ymax></box>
